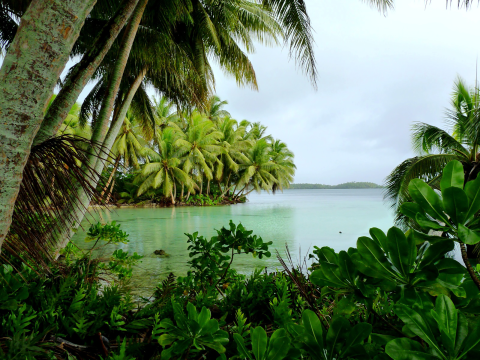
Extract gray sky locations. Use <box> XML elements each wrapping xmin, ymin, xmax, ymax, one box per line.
<box><xmin>209</xmin><ymin>0</ymin><xmax>480</xmax><ymax>185</ymax></box>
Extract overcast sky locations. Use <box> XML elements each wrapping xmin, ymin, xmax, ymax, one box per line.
<box><xmin>207</xmin><ymin>0</ymin><xmax>480</xmax><ymax>185</ymax></box>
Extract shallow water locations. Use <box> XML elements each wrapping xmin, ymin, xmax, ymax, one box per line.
<box><xmin>72</xmin><ymin>189</ymin><xmax>394</xmax><ymax>294</ymax></box>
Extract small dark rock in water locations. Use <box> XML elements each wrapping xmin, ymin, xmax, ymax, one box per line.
<box><xmin>339</xmin><ymin>231</ymin><xmax>342</xmax><ymax>234</ymax></box>
<box><xmin>154</xmin><ymin>249</ymin><xmax>166</xmax><ymax>255</ymax></box>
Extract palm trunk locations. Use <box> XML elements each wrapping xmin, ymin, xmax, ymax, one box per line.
<box><xmin>200</xmin><ymin>179</ymin><xmax>203</xmax><ymax>195</ymax></box>
<box><xmin>206</xmin><ymin>180</ymin><xmax>210</xmax><ymax>196</ymax></box>
<box><xmin>101</xmin><ymin>156</ymin><xmax>120</xmax><ymax>198</ymax></box>
<box><xmin>0</xmin><ymin>0</ymin><xmax>96</xmax><ymax>252</ymax></box>
<box><xmin>33</xmin><ymin>0</ymin><xmax>140</xmax><ymax>146</ymax></box>
<box><xmin>90</xmin><ymin>0</ymin><xmax>148</xmax><ymax>148</ymax></box>
<box><xmin>180</xmin><ymin>185</ymin><xmax>184</xmax><ymax>201</ymax></box>
<box><xmin>173</xmin><ymin>181</ymin><xmax>177</xmax><ymax>204</ymax></box>
<box><xmin>52</xmin><ymin>68</ymin><xmax>147</xmax><ymax>257</ymax></box>
<box><xmin>235</xmin><ymin>185</ymin><xmax>248</xmax><ymax>199</ymax></box>
<box><xmin>105</xmin><ymin>177</ymin><xmax>116</xmax><ymax>203</ymax></box>
<box><xmin>186</xmin><ymin>191</ymin><xmax>191</xmax><ymax>201</ymax></box>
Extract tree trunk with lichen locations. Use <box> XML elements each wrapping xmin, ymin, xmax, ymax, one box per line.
<box><xmin>33</xmin><ymin>0</ymin><xmax>140</xmax><ymax>147</ymax></box>
<box><xmin>0</xmin><ymin>0</ymin><xmax>96</xmax><ymax>253</ymax></box>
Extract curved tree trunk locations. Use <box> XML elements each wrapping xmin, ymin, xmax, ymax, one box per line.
<box><xmin>33</xmin><ymin>0</ymin><xmax>140</xmax><ymax>146</ymax></box>
<box><xmin>105</xmin><ymin>178</ymin><xmax>116</xmax><ymax>203</ymax></box>
<box><xmin>0</xmin><ymin>0</ymin><xmax>96</xmax><ymax>252</ymax></box>
<box><xmin>90</xmin><ymin>0</ymin><xmax>148</xmax><ymax>147</ymax></box>
<box><xmin>52</xmin><ymin>68</ymin><xmax>147</xmax><ymax>258</ymax></box>
<box><xmin>101</xmin><ymin>156</ymin><xmax>121</xmax><ymax>198</ymax></box>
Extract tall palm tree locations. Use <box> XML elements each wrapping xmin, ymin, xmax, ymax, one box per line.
<box><xmin>135</xmin><ymin>127</ymin><xmax>196</xmax><ymax>204</ymax></box>
<box><xmin>177</xmin><ymin>112</ymin><xmax>223</xmax><ymax>194</ymax></box>
<box><xmin>385</xmin><ymin>78</ymin><xmax>480</xmax><ymax>228</ymax></box>
<box><xmin>215</xmin><ymin>117</ymin><xmax>251</xmax><ymax>196</ymax></box>
<box><xmin>268</xmin><ymin>138</ymin><xmax>296</xmax><ymax>192</ymax></box>
<box><xmin>103</xmin><ymin>110</ymin><xmax>148</xmax><ymax>201</ymax></box>
<box><xmin>235</xmin><ymin>138</ymin><xmax>277</xmax><ymax>198</ymax></box>
<box><xmin>205</xmin><ymin>95</ymin><xmax>231</xmax><ymax>123</ymax></box>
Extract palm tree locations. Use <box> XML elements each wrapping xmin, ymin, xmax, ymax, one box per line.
<box><xmin>205</xmin><ymin>95</ymin><xmax>231</xmax><ymax>123</ymax></box>
<box><xmin>103</xmin><ymin>110</ymin><xmax>148</xmax><ymax>202</ymax></box>
<box><xmin>136</xmin><ymin>127</ymin><xmax>196</xmax><ymax>204</ymax></box>
<box><xmin>235</xmin><ymin>138</ymin><xmax>277</xmax><ymax>198</ymax></box>
<box><xmin>268</xmin><ymin>138</ymin><xmax>296</xmax><ymax>192</ymax></box>
<box><xmin>215</xmin><ymin>117</ymin><xmax>251</xmax><ymax>196</ymax></box>
<box><xmin>385</xmin><ymin>78</ymin><xmax>480</xmax><ymax>228</ymax></box>
<box><xmin>177</xmin><ymin>112</ymin><xmax>223</xmax><ymax>195</ymax></box>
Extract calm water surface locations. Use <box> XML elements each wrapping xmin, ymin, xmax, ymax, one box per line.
<box><xmin>72</xmin><ymin>189</ymin><xmax>394</xmax><ymax>293</ymax></box>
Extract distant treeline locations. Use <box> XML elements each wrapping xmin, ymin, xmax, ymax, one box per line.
<box><xmin>289</xmin><ymin>182</ymin><xmax>383</xmax><ymax>189</ymax></box>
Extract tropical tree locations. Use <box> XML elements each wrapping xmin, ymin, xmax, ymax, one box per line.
<box><xmin>177</xmin><ymin>113</ymin><xmax>224</xmax><ymax>194</ymax></box>
<box><xmin>103</xmin><ymin>110</ymin><xmax>148</xmax><ymax>201</ymax></box>
<box><xmin>384</xmin><ymin>78</ymin><xmax>480</xmax><ymax>229</ymax></box>
<box><xmin>0</xmin><ymin>0</ymin><xmax>395</xmax><ymax>255</ymax></box>
<box><xmin>268</xmin><ymin>138</ymin><xmax>296</xmax><ymax>192</ymax></box>
<box><xmin>235</xmin><ymin>138</ymin><xmax>277</xmax><ymax>198</ymax></box>
<box><xmin>136</xmin><ymin>128</ymin><xmax>196</xmax><ymax>204</ymax></box>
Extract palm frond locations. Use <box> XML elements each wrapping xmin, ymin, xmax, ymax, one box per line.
<box><xmin>3</xmin><ymin>135</ymin><xmax>107</xmax><ymax>270</ymax></box>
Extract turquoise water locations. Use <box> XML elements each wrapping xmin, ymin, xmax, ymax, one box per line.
<box><xmin>72</xmin><ymin>189</ymin><xmax>394</xmax><ymax>293</ymax></box>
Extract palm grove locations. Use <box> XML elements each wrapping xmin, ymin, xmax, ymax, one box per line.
<box><xmin>0</xmin><ymin>0</ymin><xmax>320</xmax><ymax>262</ymax></box>
<box><xmin>8</xmin><ymin>1</ymin><xmax>480</xmax><ymax>360</ymax></box>
<box><xmin>76</xmin><ymin>94</ymin><xmax>296</xmax><ymax>206</ymax></box>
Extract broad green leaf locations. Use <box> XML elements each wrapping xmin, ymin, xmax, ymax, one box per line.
<box><xmin>459</xmin><ymin>317</ymin><xmax>480</xmax><ymax>357</ymax></box>
<box><xmin>200</xmin><ymin>319</ymin><xmax>219</xmax><ymax>336</ymax></box>
<box><xmin>341</xmin><ymin>323</ymin><xmax>371</xmax><ymax>355</ymax></box>
<box><xmin>318</xmin><ymin>262</ymin><xmax>347</xmax><ymax>288</ymax></box>
<box><xmin>326</xmin><ymin>316</ymin><xmax>350</xmax><ymax>358</ymax></box>
<box><xmin>386</xmin><ymin>338</ymin><xmax>437</xmax><ymax>360</ymax></box>
<box><xmin>400</xmin><ymin>202</ymin><xmax>423</xmax><ymax>220</ymax></box>
<box><xmin>431</xmin><ymin>295</ymin><xmax>457</xmax><ymax>357</ymax></box>
<box><xmin>187</xmin><ymin>302</ymin><xmax>198</xmax><ymax>322</ymax></box>
<box><xmin>411</xmin><ymin>229</ymin><xmax>446</xmax><ymax>245</ymax></box>
<box><xmin>333</xmin><ymin>297</ymin><xmax>356</xmax><ymax>318</ymax></box>
<box><xmin>409</xmin><ymin>179</ymin><xmax>449</xmax><ymax>224</ymax></box>
<box><xmin>370</xmin><ymin>333</ymin><xmax>396</xmax><ymax>346</ymax></box>
<box><xmin>387</xmin><ymin>227</ymin><xmax>416</xmax><ymax>278</ymax></box>
<box><xmin>234</xmin><ymin>333</ymin><xmax>253</xmax><ymax>360</ymax></box>
<box><xmin>267</xmin><ymin>329</ymin><xmax>290</xmax><ymax>360</ymax></box>
<box><xmin>198</xmin><ymin>306</ymin><xmax>210</xmax><ymax>328</ymax></box>
<box><xmin>337</xmin><ymin>251</ymin><xmax>356</xmax><ymax>283</ymax></box>
<box><xmin>369</xmin><ymin>228</ymin><xmax>389</xmax><ymax>252</ymax></box>
<box><xmin>454</xmin><ymin>313</ymin><xmax>468</xmax><ymax>356</ymax></box>
<box><xmin>203</xmin><ymin>341</ymin><xmax>226</xmax><ymax>354</ymax></box>
<box><xmin>301</xmin><ymin>309</ymin><xmax>324</xmax><ymax>351</ymax></box>
<box><xmin>394</xmin><ymin>304</ymin><xmax>441</xmax><ymax>354</ymax></box>
<box><xmin>443</xmin><ymin>187</ymin><xmax>468</xmax><ymax>224</ymax></box>
<box><xmin>158</xmin><ymin>334</ymin><xmax>176</xmax><ymax>347</ymax></box>
<box><xmin>436</xmin><ymin>258</ymin><xmax>467</xmax><ymax>275</ymax></box>
<box><xmin>441</xmin><ymin>160</ymin><xmax>464</xmax><ymax>192</ymax></box>
<box><xmin>415</xmin><ymin>213</ymin><xmax>448</xmax><ymax>231</ymax></box>
<box><xmin>418</xmin><ymin>241</ymin><xmax>455</xmax><ymax>269</ymax></box>
<box><xmin>464</xmin><ymin>176</ymin><xmax>480</xmax><ymax>223</ymax></box>
<box><xmin>458</xmin><ymin>223</ymin><xmax>480</xmax><ymax>245</ymax></box>
<box><xmin>251</xmin><ymin>327</ymin><xmax>268</xmax><ymax>360</ymax></box>
<box><xmin>316</xmin><ymin>247</ymin><xmax>338</xmax><ymax>264</ymax></box>
<box><xmin>350</xmin><ymin>248</ymin><xmax>393</xmax><ymax>279</ymax></box>
<box><xmin>357</xmin><ymin>236</ymin><xmax>396</xmax><ymax>280</ymax></box>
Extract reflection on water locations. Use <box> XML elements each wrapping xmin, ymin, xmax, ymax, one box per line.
<box><xmin>72</xmin><ymin>189</ymin><xmax>394</xmax><ymax>294</ymax></box>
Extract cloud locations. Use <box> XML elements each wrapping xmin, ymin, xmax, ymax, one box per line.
<box><xmin>210</xmin><ymin>0</ymin><xmax>480</xmax><ymax>184</ymax></box>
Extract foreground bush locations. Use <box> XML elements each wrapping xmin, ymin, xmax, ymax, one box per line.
<box><xmin>2</xmin><ymin>161</ymin><xmax>480</xmax><ymax>359</ymax></box>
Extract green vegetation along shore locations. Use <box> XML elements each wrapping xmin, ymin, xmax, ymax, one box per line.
<box><xmin>289</xmin><ymin>181</ymin><xmax>383</xmax><ymax>189</ymax></box>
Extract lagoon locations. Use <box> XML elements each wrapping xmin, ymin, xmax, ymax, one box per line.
<box><xmin>72</xmin><ymin>189</ymin><xmax>394</xmax><ymax>293</ymax></box>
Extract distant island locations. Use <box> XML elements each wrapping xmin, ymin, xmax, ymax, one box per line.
<box><xmin>288</xmin><ymin>182</ymin><xmax>383</xmax><ymax>189</ymax></box>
